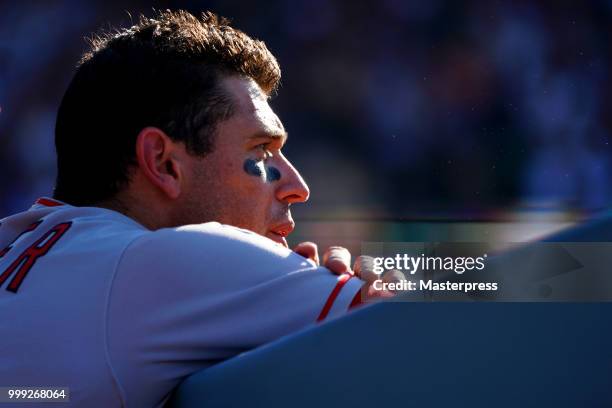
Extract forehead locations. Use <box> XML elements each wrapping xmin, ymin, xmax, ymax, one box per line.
<box><xmin>220</xmin><ymin>75</ymin><xmax>286</xmax><ymax>140</ymax></box>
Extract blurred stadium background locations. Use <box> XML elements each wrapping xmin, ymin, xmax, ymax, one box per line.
<box><xmin>2</xmin><ymin>0</ymin><xmax>611</xmax><ymax>252</ymax></box>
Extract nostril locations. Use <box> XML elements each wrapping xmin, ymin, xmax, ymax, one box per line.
<box><xmin>284</xmin><ymin>194</ymin><xmax>305</xmax><ymax>204</ymax></box>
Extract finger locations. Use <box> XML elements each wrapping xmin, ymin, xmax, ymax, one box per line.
<box><xmin>382</xmin><ymin>270</ymin><xmax>406</xmax><ymax>284</ymax></box>
<box><xmin>353</xmin><ymin>256</ymin><xmax>379</xmax><ymax>284</ymax></box>
<box><xmin>322</xmin><ymin>246</ymin><xmax>351</xmax><ymax>275</ymax></box>
<box><xmin>381</xmin><ymin>270</ymin><xmax>406</xmax><ymax>293</ymax></box>
<box><xmin>293</xmin><ymin>241</ymin><xmax>319</xmax><ymax>265</ymax></box>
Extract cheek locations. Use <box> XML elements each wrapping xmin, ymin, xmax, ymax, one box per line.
<box><xmin>215</xmin><ymin>159</ymin><xmax>271</xmax><ymax>202</ymax></box>
<box><xmin>185</xmin><ymin>159</ymin><xmax>276</xmax><ymax>233</ymax></box>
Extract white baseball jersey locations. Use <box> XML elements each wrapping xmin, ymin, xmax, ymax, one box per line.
<box><xmin>0</xmin><ymin>197</ymin><xmax>363</xmax><ymax>407</ymax></box>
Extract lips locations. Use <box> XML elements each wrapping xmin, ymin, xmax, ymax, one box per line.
<box><xmin>267</xmin><ymin>221</ymin><xmax>295</xmax><ymax>248</ymax></box>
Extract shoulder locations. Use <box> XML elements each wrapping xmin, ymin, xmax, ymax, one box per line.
<box><xmin>130</xmin><ymin>222</ymin><xmax>294</xmax><ymax>261</ymax></box>
<box><xmin>117</xmin><ymin>222</ymin><xmax>315</xmax><ymax>287</ymax></box>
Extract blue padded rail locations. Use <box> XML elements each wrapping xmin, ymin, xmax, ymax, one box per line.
<box><xmin>169</xmin><ymin>215</ymin><xmax>612</xmax><ymax>407</ymax></box>
<box><xmin>169</xmin><ymin>302</ymin><xmax>612</xmax><ymax>407</ymax></box>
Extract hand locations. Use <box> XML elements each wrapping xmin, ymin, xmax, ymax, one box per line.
<box><xmin>293</xmin><ymin>242</ymin><xmax>405</xmax><ymax>291</ymax></box>
<box><xmin>293</xmin><ymin>241</ymin><xmax>320</xmax><ymax>266</ymax></box>
<box><xmin>293</xmin><ymin>242</ymin><xmax>353</xmax><ymax>275</ymax></box>
<box><xmin>293</xmin><ymin>242</ymin><xmax>405</xmax><ymax>304</ymax></box>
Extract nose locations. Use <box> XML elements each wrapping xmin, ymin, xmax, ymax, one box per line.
<box><xmin>275</xmin><ymin>153</ymin><xmax>310</xmax><ymax>204</ymax></box>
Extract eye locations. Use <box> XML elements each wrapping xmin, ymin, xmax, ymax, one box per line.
<box><xmin>255</xmin><ymin>143</ymin><xmax>273</xmax><ymax>159</ymax></box>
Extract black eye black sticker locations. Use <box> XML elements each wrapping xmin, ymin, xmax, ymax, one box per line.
<box><xmin>243</xmin><ymin>159</ymin><xmax>282</xmax><ymax>183</ymax></box>
<box><xmin>243</xmin><ymin>159</ymin><xmax>264</xmax><ymax>178</ymax></box>
<box><xmin>266</xmin><ymin>166</ymin><xmax>281</xmax><ymax>182</ymax></box>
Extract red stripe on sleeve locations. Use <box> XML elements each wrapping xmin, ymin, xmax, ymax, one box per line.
<box><xmin>317</xmin><ymin>273</ymin><xmax>353</xmax><ymax>322</ymax></box>
<box><xmin>349</xmin><ymin>286</ymin><xmax>365</xmax><ymax>309</ymax></box>
<box><xmin>35</xmin><ymin>198</ymin><xmax>63</xmax><ymax>207</ymax></box>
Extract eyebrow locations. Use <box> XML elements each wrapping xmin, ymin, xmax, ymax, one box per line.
<box><xmin>249</xmin><ymin>130</ymin><xmax>288</xmax><ymax>145</ymax></box>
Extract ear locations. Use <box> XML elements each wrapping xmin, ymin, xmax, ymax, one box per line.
<box><xmin>135</xmin><ymin>127</ymin><xmax>183</xmax><ymax>200</ymax></box>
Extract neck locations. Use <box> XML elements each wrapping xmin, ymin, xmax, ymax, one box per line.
<box><xmin>96</xmin><ymin>194</ymin><xmax>168</xmax><ymax>230</ymax></box>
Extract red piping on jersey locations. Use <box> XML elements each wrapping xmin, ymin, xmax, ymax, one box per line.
<box><xmin>317</xmin><ymin>273</ymin><xmax>353</xmax><ymax>322</ymax></box>
<box><xmin>35</xmin><ymin>198</ymin><xmax>63</xmax><ymax>207</ymax></box>
<box><xmin>349</xmin><ymin>287</ymin><xmax>364</xmax><ymax>309</ymax></box>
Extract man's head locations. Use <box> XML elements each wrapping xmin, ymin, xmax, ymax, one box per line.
<box><xmin>54</xmin><ymin>10</ymin><xmax>309</xmax><ymax>245</ymax></box>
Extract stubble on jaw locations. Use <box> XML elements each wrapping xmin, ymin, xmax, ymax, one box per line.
<box><xmin>175</xmin><ymin>158</ymin><xmax>266</xmax><ymax>234</ymax></box>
